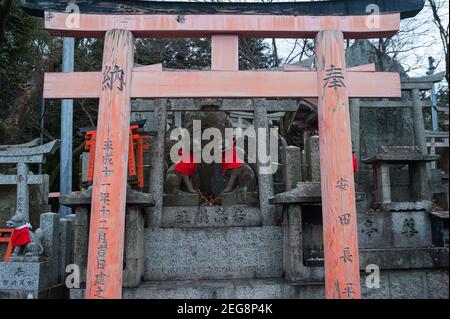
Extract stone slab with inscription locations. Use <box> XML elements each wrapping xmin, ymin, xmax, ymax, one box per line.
<box><xmin>0</xmin><ymin>262</ymin><xmax>50</xmax><ymax>291</ymax></box>
<box><xmin>144</xmin><ymin>226</ymin><xmax>283</xmax><ymax>280</ymax></box>
<box><xmin>357</xmin><ymin>211</ymin><xmax>433</xmax><ymax>249</ymax></box>
<box><xmin>155</xmin><ymin>205</ymin><xmax>262</xmax><ymax>227</ymax></box>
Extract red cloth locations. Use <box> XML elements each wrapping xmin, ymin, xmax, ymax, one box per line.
<box><xmin>11</xmin><ymin>225</ymin><xmax>31</xmax><ymax>247</ymax></box>
<box><xmin>352</xmin><ymin>153</ymin><xmax>359</xmax><ymax>173</ymax></box>
<box><xmin>221</xmin><ymin>147</ymin><xmax>244</xmax><ymax>172</ymax></box>
<box><xmin>174</xmin><ymin>151</ymin><xmax>197</xmax><ymax>177</ymax></box>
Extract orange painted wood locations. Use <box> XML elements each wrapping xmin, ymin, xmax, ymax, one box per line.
<box><xmin>211</xmin><ymin>35</ymin><xmax>239</xmax><ymax>71</ymax></box>
<box><xmin>134</xmin><ymin>64</ymin><xmax>163</xmax><ymax>72</ymax></box>
<box><xmin>0</xmin><ymin>229</ymin><xmax>14</xmax><ymax>262</ymax></box>
<box><xmin>283</xmin><ymin>64</ymin><xmax>313</xmax><ymax>72</ymax></box>
<box><xmin>84</xmin><ymin>131</ymin><xmax>97</xmax><ymax>183</ymax></box>
<box><xmin>44</xmin><ymin>70</ymin><xmax>400</xmax><ymax>99</ymax></box>
<box><xmin>284</xmin><ymin>63</ymin><xmax>375</xmax><ymax>72</ymax></box>
<box><xmin>85</xmin><ymin>29</ymin><xmax>134</xmax><ymax>299</ymax></box>
<box><xmin>44</xmin><ymin>12</ymin><xmax>400</xmax><ymax>39</ymax></box>
<box><xmin>315</xmin><ymin>30</ymin><xmax>361</xmax><ymax>299</ymax></box>
<box><xmin>348</xmin><ymin>63</ymin><xmax>376</xmax><ymax>72</ymax></box>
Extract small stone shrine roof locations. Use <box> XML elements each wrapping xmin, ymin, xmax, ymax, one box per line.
<box><xmin>362</xmin><ymin>146</ymin><xmax>439</xmax><ymax>164</ymax></box>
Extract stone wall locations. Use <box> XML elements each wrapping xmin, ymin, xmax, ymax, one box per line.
<box><xmin>143</xmin><ymin>226</ymin><xmax>284</xmax><ymax>281</ymax></box>
<box><xmin>117</xmin><ymin>268</ymin><xmax>449</xmax><ymax>299</ymax></box>
<box><xmin>360</xmin><ymin>107</ymin><xmax>415</xmax><ymax>167</ymax></box>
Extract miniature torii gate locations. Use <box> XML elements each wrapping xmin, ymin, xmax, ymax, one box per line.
<box><xmin>26</xmin><ymin>0</ymin><xmax>424</xmax><ymax>299</ymax></box>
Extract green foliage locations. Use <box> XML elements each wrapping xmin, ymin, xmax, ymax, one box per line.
<box><xmin>0</xmin><ymin>0</ymin><xmax>48</xmax><ymax>126</ymax></box>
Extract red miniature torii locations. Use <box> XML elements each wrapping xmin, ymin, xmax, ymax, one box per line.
<box><xmin>82</xmin><ymin>123</ymin><xmax>150</xmax><ymax>190</ymax></box>
<box><xmin>40</xmin><ymin>9</ymin><xmax>405</xmax><ymax>299</ymax></box>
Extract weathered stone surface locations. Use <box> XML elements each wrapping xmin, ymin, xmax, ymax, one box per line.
<box><xmin>360</xmin><ymin>248</ymin><xmax>448</xmax><ymax>269</ymax></box>
<box><xmin>346</xmin><ymin>40</ymin><xmax>408</xmax><ymax>77</ymax></box>
<box><xmin>309</xmin><ymin>136</ymin><xmax>321</xmax><ymax>182</ymax></box>
<box><xmin>0</xmin><ymin>284</ymin><xmax>68</xmax><ymax>299</ymax></box>
<box><xmin>133</xmin><ymin>98</ymin><xmax>298</xmax><ymax>112</ymax></box>
<box><xmin>0</xmin><ymin>175</ymin><xmax>50</xmax><ymax>230</ymax></box>
<box><xmin>123</xmin><ymin>278</ymin><xmax>305</xmax><ymax>299</ymax></box>
<box><xmin>69</xmin><ymin>268</ymin><xmax>449</xmax><ymax>299</ymax></box>
<box><xmin>304</xmin><ymin>135</ymin><xmax>321</xmax><ymax>183</ymax></box>
<box><xmin>40</xmin><ymin>213</ymin><xmax>60</xmax><ymax>286</ymax></box>
<box><xmin>57</xmin><ymin>217</ymin><xmax>74</xmax><ymax>283</ymax></box>
<box><xmin>358</xmin><ymin>212</ymin><xmax>391</xmax><ymax>249</ymax></box>
<box><xmin>391</xmin><ymin>211</ymin><xmax>432</xmax><ymax>248</ymax></box>
<box><xmin>163</xmin><ymin>193</ymin><xmax>200</xmax><ymax>206</ymax></box>
<box><xmin>389</xmin><ymin>270</ymin><xmax>426</xmax><ymax>299</ymax></box>
<box><xmin>282</xmin><ymin>146</ymin><xmax>302</xmax><ymax>191</ymax></box>
<box><xmin>148</xmin><ymin>100</ymin><xmax>167</xmax><ymax>227</ymax></box>
<box><xmin>377</xmin><ymin>200</ymin><xmax>432</xmax><ymax>212</ymax></box>
<box><xmin>361</xmin><ymin>269</ymin><xmax>391</xmax><ymax>299</ymax></box>
<box><xmin>154</xmin><ymin>205</ymin><xmax>262</xmax><ymax>228</ymax></box>
<box><xmin>143</xmin><ymin>226</ymin><xmax>283</xmax><ymax>280</ymax></box>
<box><xmin>0</xmin><ymin>262</ymin><xmax>50</xmax><ymax>291</ymax></box>
<box><xmin>254</xmin><ymin>103</ymin><xmax>276</xmax><ymax>225</ymax></box>
<box><xmin>59</xmin><ymin>187</ymin><xmax>154</xmax><ymax>207</ymax></box>
<box><xmin>426</xmin><ymin>269</ymin><xmax>449</xmax><ymax>299</ymax></box>
<box><xmin>0</xmin><ymin>140</ymin><xmax>60</xmax><ymax>164</ymax></box>
<box><xmin>80</xmin><ymin>152</ymin><xmax>90</xmax><ymax>188</ymax></box>
<box><xmin>73</xmin><ymin>207</ymin><xmax>89</xmax><ymax>283</ymax></box>
<box><xmin>358</xmin><ymin>211</ymin><xmax>433</xmax><ymax>249</ymax></box>
<box><xmin>123</xmin><ymin>207</ymin><xmax>145</xmax><ymax>288</ymax></box>
<box><xmin>270</xmin><ymin>182</ymin><xmax>321</xmax><ymax>204</ymax></box>
<box><xmin>360</xmin><ymin>108</ymin><xmax>415</xmax><ymax>170</ymax></box>
<box><xmin>221</xmin><ymin>189</ymin><xmax>259</xmax><ymax>206</ymax></box>
<box><xmin>270</xmin><ymin>182</ymin><xmax>365</xmax><ymax>204</ymax></box>
<box><xmin>283</xmin><ymin>205</ymin><xmax>304</xmax><ymax>283</ymax></box>
<box><xmin>362</xmin><ymin>146</ymin><xmax>439</xmax><ymax>164</ymax></box>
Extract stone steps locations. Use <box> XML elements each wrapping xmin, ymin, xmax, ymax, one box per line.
<box><xmin>123</xmin><ymin>278</ymin><xmax>324</xmax><ymax>299</ymax></box>
<box><xmin>69</xmin><ymin>268</ymin><xmax>449</xmax><ymax>299</ymax></box>
<box><xmin>144</xmin><ymin>226</ymin><xmax>284</xmax><ymax>281</ymax></box>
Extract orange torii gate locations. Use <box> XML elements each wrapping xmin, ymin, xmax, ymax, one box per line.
<box><xmin>29</xmin><ymin>0</ymin><xmax>424</xmax><ymax>299</ymax></box>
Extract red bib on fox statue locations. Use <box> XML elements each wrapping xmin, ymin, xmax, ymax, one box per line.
<box><xmin>352</xmin><ymin>153</ymin><xmax>359</xmax><ymax>173</ymax></box>
<box><xmin>221</xmin><ymin>138</ymin><xmax>244</xmax><ymax>173</ymax></box>
<box><xmin>11</xmin><ymin>224</ymin><xmax>31</xmax><ymax>247</ymax></box>
<box><xmin>174</xmin><ymin>150</ymin><xmax>198</xmax><ymax>177</ymax></box>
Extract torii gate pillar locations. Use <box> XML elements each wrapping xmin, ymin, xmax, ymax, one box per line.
<box><xmin>315</xmin><ymin>30</ymin><xmax>361</xmax><ymax>299</ymax></box>
<box><xmin>85</xmin><ymin>29</ymin><xmax>134</xmax><ymax>299</ymax></box>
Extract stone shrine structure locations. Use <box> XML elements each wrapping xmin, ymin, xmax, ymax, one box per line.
<box><xmin>0</xmin><ymin>139</ymin><xmax>76</xmax><ymax>298</ymax></box>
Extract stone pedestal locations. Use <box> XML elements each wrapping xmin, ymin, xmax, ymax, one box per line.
<box><xmin>363</xmin><ymin>146</ymin><xmax>438</xmax><ymax>211</ymax></box>
<box><xmin>283</xmin><ymin>205</ymin><xmax>303</xmax><ymax>282</ymax></box>
<box><xmin>40</xmin><ymin>213</ymin><xmax>60</xmax><ymax>286</ymax></box>
<box><xmin>123</xmin><ymin>207</ymin><xmax>145</xmax><ymax>287</ymax></box>
<box><xmin>59</xmin><ymin>188</ymin><xmax>153</xmax><ymax>287</ymax></box>
<box><xmin>0</xmin><ymin>262</ymin><xmax>51</xmax><ymax>292</ymax></box>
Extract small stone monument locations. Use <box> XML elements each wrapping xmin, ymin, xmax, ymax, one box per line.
<box><xmin>0</xmin><ymin>140</ymin><xmax>72</xmax><ymax>298</ymax></box>
<box><xmin>362</xmin><ymin>146</ymin><xmax>439</xmax><ymax>211</ymax></box>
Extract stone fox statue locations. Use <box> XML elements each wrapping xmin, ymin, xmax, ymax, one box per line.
<box><xmin>6</xmin><ymin>214</ymin><xmax>44</xmax><ymax>258</ymax></box>
<box><xmin>221</xmin><ymin>137</ymin><xmax>256</xmax><ymax>193</ymax></box>
<box><xmin>166</xmin><ymin>149</ymin><xmax>200</xmax><ymax>194</ymax></box>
